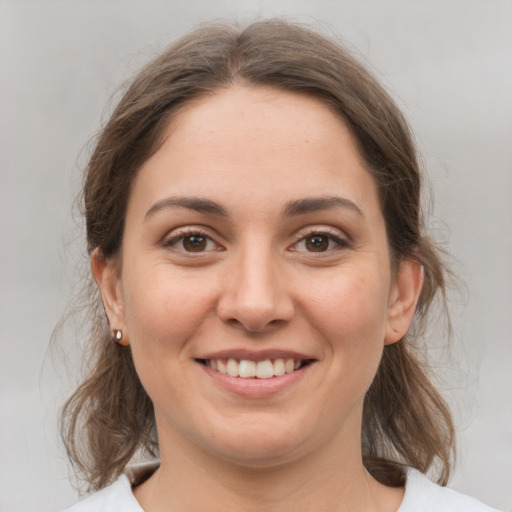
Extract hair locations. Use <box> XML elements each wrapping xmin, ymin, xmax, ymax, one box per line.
<box><xmin>60</xmin><ymin>19</ymin><xmax>455</xmax><ymax>492</ymax></box>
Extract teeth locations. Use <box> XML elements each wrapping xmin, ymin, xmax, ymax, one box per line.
<box><xmin>256</xmin><ymin>360</ymin><xmax>274</xmax><ymax>379</ymax></box>
<box><xmin>239</xmin><ymin>359</ymin><xmax>256</xmax><ymax>378</ymax></box>
<box><xmin>284</xmin><ymin>359</ymin><xmax>295</xmax><ymax>373</ymax></box>
<box><xmin>207</xmin><ymin>358</ymin><xmax>304</xmax><ymax>378</ymax></box>
<box><xmin>217</xmin><ymin>360</ymin><xmax>227</xmax><ymax>375</ymax></box>
<box><xmin>226</xmin><ymin>358</ymin><xmax>239</xmax><ymax>377</ymax></box>
<box><xmin>273</xmin><ymin>358</ymin><xmax>285</xmax><ymax>376</ymax></box>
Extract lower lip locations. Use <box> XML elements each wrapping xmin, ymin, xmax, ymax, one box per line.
<box><xmin>198</xmin><ymin>362</ymin><xmax>314</xmax><ymax>397</ymax></box>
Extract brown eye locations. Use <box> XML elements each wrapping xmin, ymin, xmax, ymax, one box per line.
<box><xmin>292</xmin><ymin>230</ymin><xmax>348</xmax><ymax>254</ymax></box>
<box><xmin>305</xmin><ymin>235</ymin><xmax>330</xmax><ymax>252</ymax></box>
<box><xmin>165</xmin><ymin>230</ymin><xmax>219</xmax><ymax>254</ymax></box>
<box><xmin>182</xmin><ymin>235</ymin><xmax>208</xmax><ymax>252</ymax></box>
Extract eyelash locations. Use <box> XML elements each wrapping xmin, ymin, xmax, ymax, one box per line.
<box><xmin>163</xmin><ymin>227</ymin><xmax>349</xmax><ymax>255</ymax></box>
<box><xmin>163</xmin><ymin>228</ymin><xmax>220</xmax><ymax>253</ymax></box>
<box><xmin>290</xmin><ymin>228</ymin><xmax>350</xmax><ymax>254</ymax></box>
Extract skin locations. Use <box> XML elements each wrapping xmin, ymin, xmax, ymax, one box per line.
<box><xmin>93</xmin><ymin>85</ymin><xmax>423</xmax><ymax>511</ymax></box>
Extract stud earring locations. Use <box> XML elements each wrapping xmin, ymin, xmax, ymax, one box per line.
<box><xmin>114</xmin><ymin>329</ymin><xmax>123</xmax><ymax>343</ymax></box>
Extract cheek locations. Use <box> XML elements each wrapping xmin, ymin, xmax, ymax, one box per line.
<box><xmin>302</xmin><ymin>267</ymin><xmax>390</xmax><ymax>383</ymax></box>
<box><xmin>121</xmin><ymin>264</ymin><xmax>218</xmax><ymax>356</ymax></box>
<box><xmin>309</xmin><ymin>270</ymin><xmax>389</xmax><ymax>339</ymax></box>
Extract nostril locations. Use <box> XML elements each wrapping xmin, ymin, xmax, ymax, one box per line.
<box><xmin>226</xmin><ymin>318</ymin><xmax>244</xmax><ymax>329</ymax></box>
<box><xmin>266</xmin><ymin>318</ymin><xmax>290</xmax><ymax>330</ymax></box>
<box><xmin>225</xmin><ymin>316</ymin><xmax>289</xmax><ymax>334</ymax></box>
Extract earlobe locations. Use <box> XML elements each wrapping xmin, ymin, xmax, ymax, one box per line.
<box><xmin>384</xmin><ymin>260</ymin><xmax>424</xmax><ymax>345</ymax></box>
<box><xmin>91</xmin><ymin>248</ymin><xmax>128</xmax><ymax>345</ymax></box>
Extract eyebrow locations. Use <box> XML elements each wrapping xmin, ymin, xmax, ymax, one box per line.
<box><xmin>145</xmin><ymin>196</ymin><xmax>229</xmax><ymax>219</ymax></box>
<box><xmin>282</xmin><ymin>196</ymin><xmax>363</xmax><ymax>217</ymax></box>
<box><xmin>144</xmin><ymin>195</ymin><xmax>362</xmax><ymax>220</ymax></box>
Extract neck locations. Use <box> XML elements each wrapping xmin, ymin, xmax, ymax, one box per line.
<box><xmin>134</xmin><ymin>422</ymin><xmax>403</xmax><ymax>512</ymax></box>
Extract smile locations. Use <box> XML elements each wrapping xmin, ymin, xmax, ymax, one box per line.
<box><xmin>199</xmin><ymin>358</ymin><xmax>312</xmax><ymax>379</ymax></box>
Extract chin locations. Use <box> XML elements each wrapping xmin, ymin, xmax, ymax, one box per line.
<box><xmin>201</xmin><ymin>416</ymin><xmax>316</xmax><ymax>468</ymax></box>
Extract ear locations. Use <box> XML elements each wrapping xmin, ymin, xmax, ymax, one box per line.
<box><xmin>91</xmin><ymin>248</ymin><xmax>128</xmax><ymax>346</ymax></box>
<box><xmin>385</xmin><ymin>259</ymin><xmax>424</xmax><ymax>345</ymax></box>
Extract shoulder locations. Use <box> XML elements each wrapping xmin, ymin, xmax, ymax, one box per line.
<box><xmin>62</xmin><ymin>475</ymin><xmax>142</xmax><ymax>512</ymax></box>
<box><xmin>62</xmin><ymin>462</ymin><xmax>158</xmax><ymax>512</ymax></box>
<box><xmin>399</xmin><ymin>467</ymin><xmax>503</xmax><ymax>512</ymax></box>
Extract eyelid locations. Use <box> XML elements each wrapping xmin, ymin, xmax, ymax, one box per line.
<box><xmin>161</xmin><ymin>224</ymin><xmax>350</xmax><ymax>254</ymax></box>
<box><xmin>162</xmin><ymin>226</ymin><xmax>223</xmax><ymax>252</ymax></box>
<box><xmin>289</xmin><ymin>226</ymin><xmax>350</xmax><ymax>252</ymax></box>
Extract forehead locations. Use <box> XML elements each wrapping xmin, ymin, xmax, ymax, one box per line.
<box><xmin>167</xmin><ymin>85</ymin><xmax>362</xmax><ymax>165</ymax></box>
<box><xmin>131</xmin><ymin>85</ymin><xmax>380</xmax><ymax>219</ymax></box>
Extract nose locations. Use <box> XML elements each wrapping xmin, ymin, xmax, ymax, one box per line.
<box><xmin>216</xmin><ymin>245</ymin><xmax>294</xmax><ymax>333</ymax></box>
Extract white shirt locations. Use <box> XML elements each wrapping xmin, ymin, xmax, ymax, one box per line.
<box><xmin>63</xmin><ymin>463</ymin><xmax>502</xmax><ymax>511</ymax></box>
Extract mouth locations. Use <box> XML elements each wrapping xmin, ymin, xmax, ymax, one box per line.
<box><xmin>196</xmin><ymin>358</ymin><xmax>314</xmax><ymax>379</ymax></box>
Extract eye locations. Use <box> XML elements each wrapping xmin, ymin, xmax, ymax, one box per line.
<box><xmin>292</xmin><ymin>230</ymin><xmax>348</xmax><ymax>253</ymax></box>
<box><xmin>164</xmin><ymin>230</ymin><xmax>218</xmax><ymax>253</ymax></box>
<box><xmin>304</xmin><ymin>234</ymin><xmax>330</xmax><ymax>252</ymax></box>
<box><xmin>181</xmin><ymin>234</ymin><xmax>210</xmax><ymax>252</ymax></box>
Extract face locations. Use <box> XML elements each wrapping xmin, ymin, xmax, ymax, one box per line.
<box><xmin>96</xmin><ymin>85</ymin><xmax>421</xmax><ymax>468</ymax></box>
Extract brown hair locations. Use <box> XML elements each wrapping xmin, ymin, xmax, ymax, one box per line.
<box><xmin>60</xmin><ymin>19</ymin><xmax>455</xmax><ymax>491</ymax></box>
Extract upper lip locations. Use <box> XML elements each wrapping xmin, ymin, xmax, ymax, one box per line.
<box><xmin>196</xmin><ymin>349</ymin><xmax>316</xmax><ymax>362</ymax></box>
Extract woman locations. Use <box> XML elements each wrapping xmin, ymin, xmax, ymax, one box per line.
<box><xmin>61</xmin><ymin>19</ymin><xmax>500</xmax><ymax>511</ymax></box>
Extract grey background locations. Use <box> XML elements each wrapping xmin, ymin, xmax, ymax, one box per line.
<box><xmin>0</xmin><ymin>1</ymin><xmax>511</xmax><ymax>510</ymax></box>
